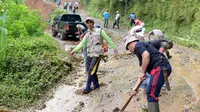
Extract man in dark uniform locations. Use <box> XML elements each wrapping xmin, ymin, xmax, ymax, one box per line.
<box><xmin>149</xmin><ymin>39</ymin><xmax>173</xmax><ymax>59</ymax></box>
<box><xmin>124</xmin><ymin>35</ymin><xmax>172</xmax><ymax>112</ymax></box>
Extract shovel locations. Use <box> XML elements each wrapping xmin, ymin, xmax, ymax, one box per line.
<box><xmin>113</xmin><ymin>80</ymin><xmax>143</xmax><ymax>112</ymax></box>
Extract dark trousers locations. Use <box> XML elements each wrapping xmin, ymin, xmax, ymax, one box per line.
<box><xmin>130</xmin><ymin>19</ymin><xmax>135</xmax><ymax>27</ymax></box>
<box><xmin>104</xmin><ymin>19</ymin><xmax>109</xmax><ymax>28</ymax></box>
<box><xmin>147</xmin><ymin>64</ymin><xmax>172</xmax><ymax>102</ymax></box>
<box><xmin>69</xmin><ymin>6</ymin><xmax>72</xmax><ymax>11</ymax></box>
<box><xmin>84</xmin><ymin>56</ymin><xmax>101</xmax><ymax>91</ymax></box>
<box><xmin>113</xmin><ymin>19</ymin><xmax>119</xmax><ymax>29</ymax></box>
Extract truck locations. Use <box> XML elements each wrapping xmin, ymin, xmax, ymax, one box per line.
<box><xmin>51</xmin><ymin>14</ymin><xmax>86</xmax><ymax>40</ymax></box>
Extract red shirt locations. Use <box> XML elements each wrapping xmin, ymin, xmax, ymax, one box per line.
<box><xmin>135</xmin><ymin>19</ymin><xmax>142</xmax><ymax>26</ymax></box>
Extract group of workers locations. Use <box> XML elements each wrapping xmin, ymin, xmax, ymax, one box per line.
<box><xmin>69</xmin><ymin>7</ymin><xmax>174</xmax><ymax>112</ymax></box>
<box><xmin>58</xmin><ymin>0</ymin><xmax>79</xmax><ymax>13</ymax></box>
<box><xmin>102</xmin><ymin>10</ymin><xmax>147</xmax><ymax>30</ymax></box>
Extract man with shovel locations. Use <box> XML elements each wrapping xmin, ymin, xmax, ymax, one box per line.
<box><xmin>70</xmin><ymin>18</ymin><xmax>118</xmax><ymax>94</ymax></box>
<box><xmin>124</xmin><ymin>35</ymin><xmax>172</xmax><ymax>112</ymax></box>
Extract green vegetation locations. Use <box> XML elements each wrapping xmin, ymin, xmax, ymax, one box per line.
<box><xmin>81</xmin><ymin>0</ymin><xmax>200</xmax><ymax>50</ymax></box>
<box><xmin>0</xmin><ymin>0</ymin><xmax>72</xmax><ymax>108</ymax></box>
<box><xmin>0</xmin><ymin>12</ymin><xmax>7</xmax><ymax>62</ymax></box>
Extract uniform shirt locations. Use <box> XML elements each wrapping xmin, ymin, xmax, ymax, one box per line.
<box><xmin>129</xmin><ymin>14</ymin><xmax>136</xmax><ymax>20</ymax></box>
<box><xmin>103</xmin><ymin>12</ymin><xmax>110</xmax><ymax>19</ymax></box>
<box><xmin>133</xmin><ymin>42</ymin><xmax>169</xmax><ymax>73</ymax></box>
<box><xmin>148</xmin><ymin>40</ymin><xmax>168</xmax><ymax>50</ymax></box>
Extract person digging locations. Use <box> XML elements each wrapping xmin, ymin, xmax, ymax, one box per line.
<box><xmin>148</xmin><ymin>29</ymin><xmax>164</xmax><ymax>40</ymax></box>
<box><xmin>124</xmin><ymin>35</ymin><xmax>172</xmax><ymax>112</ymax></box>
<box><xmin>70</xmin><ymin>18</ymin><xmax>118</xmax><ymax>94</ymax></box>
<box><xmin>149</xmin><ymin>39</ymin><xmax>173</xmax><ymax>59</ymax></box>
<box><xmin>135</xmin><ymin>39</ymin><xmax>174</xmax><ymax>111</ymax></box>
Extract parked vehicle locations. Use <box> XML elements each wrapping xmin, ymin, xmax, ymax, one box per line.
<box><xmin>52</xmin><ymin>14</ymin><xmax>86</xmax><ymax>40</ymax></box>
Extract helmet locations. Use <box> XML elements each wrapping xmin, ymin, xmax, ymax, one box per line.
<box><xmin>116</xmin><ymin>11</ymin><xmax>119</xmax><ymax>13</ymax></box>
<box><xmin>124</xmin><ymin>35</ymin><xmax>139</xmax><ymax>50</ymax></box>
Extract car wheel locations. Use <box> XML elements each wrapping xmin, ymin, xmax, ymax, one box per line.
<box><xmin>52</xmin><ymin>28</ymin><xmax>58</xmax><ymax>37</ymax></box>
<box><xmin>60</xmin><ymin>32</ymin><xmax>66</xmax><ymax>40</ymax></box>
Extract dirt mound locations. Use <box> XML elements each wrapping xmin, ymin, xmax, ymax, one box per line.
<box><xmin>26</xmin><ymin>0</ymin><xmax>57</xmax><ymax>20</ymax></box>
<box><xmin>25</xmin><ymin>0</ymin><xmax>78</xmax><ymax>20</ymax></box>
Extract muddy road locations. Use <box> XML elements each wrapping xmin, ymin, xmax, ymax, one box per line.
<box><xmin>25</xmin><ymin>1</ymin><xmax>200</xmax><ymax>112</ymax></box>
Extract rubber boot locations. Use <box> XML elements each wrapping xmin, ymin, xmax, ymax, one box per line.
<box><xmin>92</xmin><ymin>74</ymin><xmax>100</xmax><ymax>89</ymax></box>
<box><xmin>148</xmin><ymin>102</ymin><xmax>160</xmax><ymax>112</ymax></box>
<box><xmin>83</xmin><ymin>74</ymin><xmax>92</xmax><ymax>93</ymax></box>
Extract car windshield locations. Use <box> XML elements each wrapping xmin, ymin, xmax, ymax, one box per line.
<box><xmin>61</xmin><ymin>15</ymin><xmax>81</xmax><ymax>22</ymax></box>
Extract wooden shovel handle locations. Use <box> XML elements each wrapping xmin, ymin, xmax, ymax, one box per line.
<box><xmin>120</xmin><ymin>81</ymin><xmax>143</xmax><ymax>112</ymax></box>
<box><xmin>120</xmin><ymin>95</ymin><xmax>134</xmax><ymax>112</ymax></box>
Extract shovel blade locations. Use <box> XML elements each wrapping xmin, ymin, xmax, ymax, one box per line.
<box><xmin>113</xmin><ymin>107</ymin><xmax>120</xmax><ymax>112</ymax></box>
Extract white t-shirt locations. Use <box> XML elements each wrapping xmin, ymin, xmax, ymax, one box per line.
<box><xmin>115</xmin><ymin>13</ymin><xmax>120</xmax><ymax>20</ymax></box>
<box><xmin>130</xmin><ymin>25</ymin><xmax>146</xmax><ymax>37</ymax></box>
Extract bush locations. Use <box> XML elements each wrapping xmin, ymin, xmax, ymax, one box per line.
<box><xmin>0</xmin><ymin>0</ymin><xmax>46</xmax><ymax>38</ymax></box>
<box><xmin>0</xmin><ymin>35</ymin><xmax>71</xmax><ymax>108</ymax></box>
<box><xmin>0</xmin><ymin>0</ymin><xmax>72</xmax><ymax>108</ymax></box>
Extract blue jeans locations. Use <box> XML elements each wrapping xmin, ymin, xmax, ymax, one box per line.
<box><xmin>82</xmin><ymin>47</ymin><xmax>87</xmax><ymax>71</ymax></box>
<box><xmin>104</xmin><ymin>19</ymin><xmax>109</xmax><ymax>28</ymax></box>
<box><xmin>140</xmin><ymin>73</ymin><xmax>151</xmax><ymax>90</ymax></box>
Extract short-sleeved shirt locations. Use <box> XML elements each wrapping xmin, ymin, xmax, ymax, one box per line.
<box><xmin>135</xmin><ymin>19</ymin><xmax>142</xmax><ymax>26</ymax></box>
<box><xmin>133</xmin><ymin>42</ymin><xmax>169</xmax><ymax>73</ymax></box>
<box><xmin>68</xmin><ymin>2</ymin><xmax>72</xmax><ymax>7</ymax></box>
<box><xmin>129</xmin><ymin>14</ymin><xmax>136</xmax><ymax>20</ymax></box>
<box><xmin>103</xmin><ymin>12</ymin><xmax>110</xmax><ymax>19</ymax></box>
<box><xmin>115</xmin><ymin>13</ymin><xmax>120</xmax><ymax>20</ymax></box>
<box><xmin>130</xmin><ymin>25</ymin><xmax>146</xmax><ymax>37</ymax></box>
<box><xmin>150</xmin><ymin>29</ymin><xmax>164</xmax><ymax>37</ymax></box>
<box><xmin>149</xmin><ymin>40</ymin><xmax>168</xmax><ymax>50</ymax></box>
